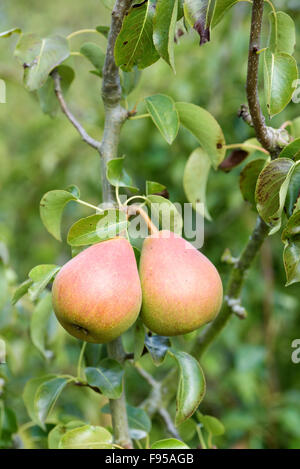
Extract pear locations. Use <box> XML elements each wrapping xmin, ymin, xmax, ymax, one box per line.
<box><xmin>139</xmin><ymin>230</ymin><xmax>223</xmax><ymax>336</ymax></box>
<box><xmin>52</xmin><ymin>238</ymin><xmax>142</xmax><ymax>343</ymax></box>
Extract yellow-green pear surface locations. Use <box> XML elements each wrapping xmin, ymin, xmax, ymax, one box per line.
<box><xmin>140</xmin><ymin>230</ymin><xmax>223</xmax><ymax>336</ymax></box>
<box><xmin>52</xmin><ymin>238</ymin><xmax>142</xmax><ymax>343</ymax></box>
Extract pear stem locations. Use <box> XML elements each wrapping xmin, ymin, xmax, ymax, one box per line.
<box><xmin>128</xmin><ymin>204</ymin><xmax>159</xmax><ymax>235</ymax></box>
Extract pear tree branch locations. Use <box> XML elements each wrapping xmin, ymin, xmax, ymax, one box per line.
<box><xmin>51</xmin><ymin>70</ymin><xmax>102</xmax><ymax>151</ymax></box>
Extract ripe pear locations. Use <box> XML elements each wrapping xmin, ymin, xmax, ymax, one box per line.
<box><xmin>139</xmin><ymin>230</ymin><xmax>223</xmax><ymax>336</ymax></box>
<box><xmin>52</xmin><ymin>238</ymin><xmax>142</xmax><ymax>343</ymax></box>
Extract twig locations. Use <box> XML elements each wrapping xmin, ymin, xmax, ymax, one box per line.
<box><xmin>51</xmin><ymin>69</ymin><xmax>101</xmax><ymax>151</ymax></box>
<box><xmin>246</xmin><ymin>0</ymin><xmax>286</xmax><ymax>157</ymax></box>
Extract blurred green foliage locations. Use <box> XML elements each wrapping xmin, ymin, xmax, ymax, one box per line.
<box><xmin>0</xmin><ymin>0</ymin><xmax>300</xmax><ymax>449</ymax></box>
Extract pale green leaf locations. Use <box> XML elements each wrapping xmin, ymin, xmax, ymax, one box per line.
<box><xmin>40</xmin><ymin>189</ymin><xmax>78</xmax><ymax>241</ymax></box>
<box><xmin>59</xmin><ymin>425</ymin><xmax>113</xmax><ymax>449</ymax></box>
<box><xmin>151</xmin><ymin>438</ymin><xmax>190</xmax><ymax>449</ymax></box>
<box><xmin>145</xmin><ymin>94</ymin><xmax>179</xmax><ymax>144</ymax></box>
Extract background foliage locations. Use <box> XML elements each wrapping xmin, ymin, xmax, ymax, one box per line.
<box><xmin>0</xmin><ymin>0</ymin><xmax>300</xmax><ymax>449</ymax></box>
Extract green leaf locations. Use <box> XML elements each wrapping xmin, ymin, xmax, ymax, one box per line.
<box><xmin>176</xmin><ymin>102</ymin><xmax>226</xmax><ymax>168</ymax></box>
<box><xmin>153</xmin><ymin>0</ymin><xmax>178</xmax><ymax>71</ymax></box>
<box><xmin>67</xmin><ymin>211</ymin><xmax>128</xmax><ymax>246</ymax></box>
<box><xmin>23</xmin><ymin>374</ymin><xmax>57</xmax><ymax>423</ymax></box>
<box><xmin>239</xmin><ymin>158</ymin><xmax>266</xmax><ymax>208</ymax></box>
<box><xmin>146</xmin><ymin>180</ymin><xmax>167</xmax><ymax>196</ymax></box>
<box><xmin>121</xmin><ymin>67</ymin><xmax>141</xmax><ymax>97</ymax></box>
<box><xmin>30</xmin><ymin>293</ymin><xmax>54</xmax><ymax>359</ymax></box>
<box><xmin>145</xmin><ymin>94</ymin><xmax>179</xmax><ymax>144</ymax></box>
<box><xmin>12</xmin><ymin>278</ymin><xmax>33</xmax><ymax>305</ymax></box>
<box><xmin>282</xmin><ymin>210</ymin><xmax>300</xmax><ymax>242</ymax></box>
<box><xmin>211</xmin><ymin>0</ymin><xmax>242</xmax><ymax>28</ymax></box>
<box><xmin>85</xmin><ymin>359</ymin><xmax>124</xmax><ymax>399</ymax></box>
<box><xmin>80</xmin><ymin>42</ymin><xmax>105</xmax><ymax>76</ymax></box>
<box><xmin>106</xmin><ymin>156</ymin><xmax>138</xmax><ymax>192</ymax></box>
<box><xmin>28</xmin><ymin>264</ymin><xmax>61</xmax><ymax>301</ymax></box>
<box><xmin>184</xmin><ymin>0</ymin><xmax>213</xmax><ymax>44</ymax></box>
<box><xmin>96</xmin><ymin>26</ymin><xmax>110</xmax><ymax>38</ymax></box>
<box><xmin>198</xmin><ymin>414</ymin><xmax>225</xmax><ymax>436</ymax></box>
<box><xmin>114</xmin><ymin>1</ymin><xmax>159</xmax><ymax>72</ymax></box>
<box><xmin>144</xmin><ymin>335</ymin><xmax>171</xmax><ymax>366</ymax></box>
<box><xmin>37</xmin><ymin>65</ymin><xmax>74</xmax><ymax>117</ymax></box>
<box><xmin>133</xmin><ymin>318</ymin><xmax>146</xmax><ymax>362</ymax></box>
<box><xmin>283</xmin><ymin>241</ymin><xmax>300</xmax><ymax>286</ymax></box>
<box><xmin>268</xmin><ymin>11</ymin><xmax>296</xmax><ymax>55</ymax></box>
<box><xmin>183</xmin><ymin>147</ymin><xmax>212</xmax><ymax>220</ymax></box>
<box><xmin>14</xmin><ymin>34</ymin><xmax>70</xmax><ymax>91</ymax></box>
<box><xmin>0</xmin><ymin>28</ymin><xmax>21</xmax><ymax>38</ymax></box>
<box><xmin>127</xmin><ymin>405</ymin><xmax>151</xmax><ymax>440</ymax></box>
<box><xmin>264</xmin><ymin>50</ymin><xmax>298</xmax><ymax>118</ymax></box>
<box><xmin>279</xmin><ymin>138</ymin><xmax>300</xmax><ymax>161</ymax></box>
<box><xmin>291</xmin><ymin>117</ymin><xmax>300</xmax><ymax>139</ymax></box>
<box><xmin>146</xmin><ymin>194</ymin><xmax>183</xmax><ymax>234</ymax></box>
<box><xmin>169</xmin><ymin>350</ymin><xmax>206</xmax><ymax>426</ymax></box>
<box><xmin>40</xmin><ymin>189</ymin><xmax>78</xmax><ymax>241</ymax></box>
<box><xmin>285</xmin><ymin>164</ymin><xmax>300</xmax><ymax>217</ymax></box>
<box><xmin>255</xmin><ymin>158</ymin><xmax>295</xmax><ymax>234</ymax></box>
<box><xmin>59</xmin><ymin>425</ymin><xmax>113</xmax><ymax>449</ymax></box>
<box><xmin>66</xmin><ymin>184</ymin><xmax>80</xmax><ymax>198</ymax></box>
<box><xmin>151</xmin><ymin>438</ymin><xmax>190</xmax><ymax>449</ymax></box>
<box><xmin>34</xmin><ymin>377</ymin><xmax>69</xmax><ymax>428</ymax></box>
<box><xmin>48</xmin><ymin>420</ymin><xmax>85</xmax><ymax>449</ymax></box>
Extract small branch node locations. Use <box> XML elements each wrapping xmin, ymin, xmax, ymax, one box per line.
<box><xmin>225</xmin><ymin>296</ymin><xmax>247</xmax><ymax>319</ymax></box>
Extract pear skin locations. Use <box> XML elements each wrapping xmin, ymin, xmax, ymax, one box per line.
<box><xmin>52</xmin><ymin>238</ymin><xmax>142</xmax><ymax>343</ymax></box>
<box><xmin>140</xmin><ymin>230</ymin><xmax>223</xmax><ymax>336</ymax></box>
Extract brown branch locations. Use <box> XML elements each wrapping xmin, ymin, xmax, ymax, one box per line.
<box><xmin>51</xmin><ymin>70</ymin><xmax>101</xmax><ymax>151</ymax></box>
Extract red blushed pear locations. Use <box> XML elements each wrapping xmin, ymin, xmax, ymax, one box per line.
<box><xmin>52</xmin><ymin>238</ymin><xmax>142</xmax><ymax>343</ymax></box>
<box><xmin>139</xmin><ymin>230</ymin><xmax>223</xmax><ymax>336</ymax></box>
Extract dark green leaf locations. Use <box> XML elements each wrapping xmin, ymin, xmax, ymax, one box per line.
<box><xmin>255</xmin><ymin>158</ymin><xmax>295</xmax><ymax>234</ymax></box>
<box><xmin>153</xmin><ymin>0</ymin><xmax>178</xmax><ymax>71</ymax></box>
<box><xmin>239</xmin><ymin>158</ymin><xmax>266</xmax><ymax>208</ymax></box>
<box><xmin>67</xmin><ymin>211</ymin><xmax>128</xmax><ymax>246</ymax></box>
<box><xmin>96</xmin><ymin>26</ymin><xmax>110</xmax><ymax>38</ymax></box>
<box><xmin>106</xmin><ymin>156</ymin><xmax>138</xmax><ymax>192</ymax></box>
<box><xmin>127</xmin><ymin>405</ymin><xmax>151</xmax><ymax>440</ymax></box>
<box><xmin>279</xmin><ymin>138</ymin><xmax>300</xmax><ymax>161</ymax></box>
<box><xmin>285</xmin><ymin>163</ymin><xmax>300</xmax><ymax>217</ymax></box>
<box><xmin>80</xmin><ymin>42</ymin><xmax>105</xmax><ymax>75</ymax></box>
<box><xmin>144</xmin><ymin>335</ymin><xmax>171</xmax><ymax>366</ymax></box>
<box><xmin>145</xmin><ymin>94</ymin><xmax>179</xmax><ymax>144</ymax></box>
<box><xmin>66</xmin><ymin>184</ymin><xmax>80</xmax><ymax>198</ymax></box>
<box><xmin>146</xmin><ymin>180</ymin><xmax>167</xmax><ymax>196</ymax></box>
<box><xmin>134</xmin><ymin>318</ymin><xmax>146</xmax><ymax>362</ymax></box>
<box><xmin>121</xmin><ymin>67</ymin><xmax>141</xmax><ymax>97</ymax></box>
<box><xmin>183</xmin><ymin>147</ymin><xmax>212</xmax><ymax>220</ymax></box>
<box><xmin>176</xmin><ymin>102</ymin><xmax>226</xmax><ymax>168</ymax></box>
<box><xmin>114</xmin><ymin>1</ymin><xmax>159</xmax><ymax>72</ymax></box>
<box><xmin>23</xmin><ymin>374</ymin><xmax>57</xmax><ymax>423</ymax></box>
<box><xmin>169</xmin><ymin>349</ymin><xmax>206</xmax><ymax>426</ymax></box>
<box><xmin>85</xmin><ymin>359</ymin><xmax>124</xmax><ymax>399</ymax></box>
<box><xmin>40</xmin><ymin>189</ymin><xmax>78</xmax><ymax>241</ymax></box>
<box><xmin>34</xmin><ymin>377</ymin><xmax>69</xmax><ymax>428</ymax></box>
<box><xmin>283</xmin><ymin>240</ymin><xmax>300</xmax><ymax>286</ymax></box>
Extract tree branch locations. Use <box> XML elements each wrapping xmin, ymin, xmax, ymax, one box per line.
<box><xmin>246</xmin><ymin>0</ymin><xmax>288</xmax><ymax>157</ymax></box>
<box><xmin>100</xmin><ymin>0</ymin><xmax>134</xmax><ymax>449</ymax></box>
<box><xmin>51</xmin><ymin>70</ymin><xmax>101</xmax><ymax>151</ymax></box>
